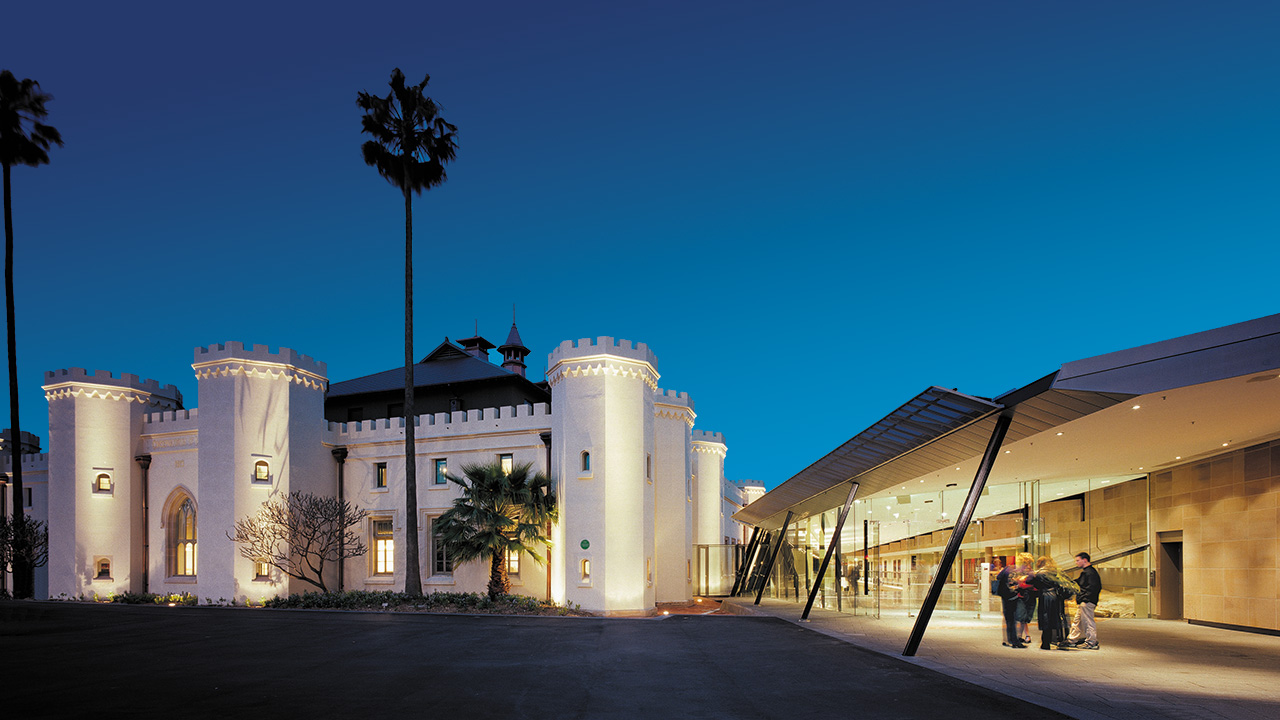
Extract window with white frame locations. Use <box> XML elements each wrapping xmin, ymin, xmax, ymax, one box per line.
<box><xmin>432</xmin><ymin>517</ymin><xmax>452</xmax><ymax>575</ymax></box>
<box><xmin>434</xmin><ymin>459</ymin><xmax>448</xmax><ymax>486</ymax></box>
<box><xmin>253</xmin><ymin>459</ymin><xmax>270</xmax><ymax>484</ymax></box>
<box><xmin>93</xmin><ymin>472</ymin><xmax>113</xmax><ymax>494</ymax></box>
<box><xmin>372</xmin><ymin>519</ymin><xmax>394</xmax><ymax>575</ymax></box>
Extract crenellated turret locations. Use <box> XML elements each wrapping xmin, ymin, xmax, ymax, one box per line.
<box><xmin>192</xmin><ymin>342</ymin><xmax>329</xmax><ymax>602</ymax></box>
<box><xmin>43</xmin><ymin>368</ymin><xmax>182</xmax><ymax>598</ymax></box>
<box><xmin>548</xmin><ymin>337</ymin><xmax>658</xmax><ymax>615</ymax></box>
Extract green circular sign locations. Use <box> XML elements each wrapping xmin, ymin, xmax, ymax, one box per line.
<box><xmin>580</xmin><ymin>539</ymin><xmax>590</xmax><ymax>550</ymax></box>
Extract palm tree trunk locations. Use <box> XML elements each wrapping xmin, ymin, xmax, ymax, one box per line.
<box><xmin>489</xmin><ymin>551</ymin><xmax>510</xmax><ymax>600</ymax></box>
<box><xmin>401</xmin><ymin>179</ymin><xmax>422</xmax><ymax>597</ymax></box>
<box><xmin>4</xmin><ymin>162</ymin><xmax>32</xmax><ymax>598</ymax></box>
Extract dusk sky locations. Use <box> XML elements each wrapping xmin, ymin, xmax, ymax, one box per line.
<box><xmin>5</xmin><ymin>1</ymin><xmax>1278</xmax><ymax>490</ymax></box>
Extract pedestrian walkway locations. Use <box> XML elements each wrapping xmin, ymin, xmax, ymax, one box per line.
<box><xmin>723</xmin><ymin>597</ymin><xmax>1280</xmax><ymax>720</ymax></box>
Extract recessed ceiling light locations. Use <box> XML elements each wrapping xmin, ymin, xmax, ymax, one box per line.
<box><xmin>1138</xmin><ymin>467</ymin><xmax>1144</xmax><ymax>470</ymax></box>
<box><xmin>1101</xmin><ymin>480</ymin><xmax>1110</xmax><ymax>484</ymax></box>
<box><xmin>1056</xmin><ymin>492</ymin><xmax>1064</xmax><ymax>496</ymax></box>
<box><xmin>1222</xmin><ymin>442</ymin><xmax>1229</xmax><ymax>447</ymax></box>
<box><xmin>1056</xmin><ymin>432</ymin><xmax>1063</xmax><ymax>436</ymax></box>
<box><xmin>955</xmin><ymin>467</ymin><xmax>961</xmax><ymax>470</ymax></box>
<box><xmin>1132</xmin><ymin>404</ymin><xmax>1141</xmax><ymax>410</ymax></box>
<box><xmin>1175</xmin><ymin>456</ymin><xmax>1181</xmax><ymax>460</ymax></box>
<box><xmin>1004</xmin><ymin>450</ymin><xmax>1011</xmax><ymax>454</ymax></box>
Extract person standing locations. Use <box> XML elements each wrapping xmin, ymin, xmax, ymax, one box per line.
<box><xmin>995</xmin><ymin>558</ymin><xmax>1026</xmax><ymax>648</ymax></box>
<box><xmin>1030</xmin><ymin>556</ymin><xmax>1080</xmax><ymax>650</ymax></box>
<box><xmin>1068</xmin><ymin>552</ymin><xmax>1102</xmax><ymax>649</ymax></box>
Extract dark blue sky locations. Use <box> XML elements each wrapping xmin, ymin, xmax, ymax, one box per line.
<box><xmin>5</xmin><ymin>1</ymin><xmax>1278</xmax><ymax>488</ymax></box>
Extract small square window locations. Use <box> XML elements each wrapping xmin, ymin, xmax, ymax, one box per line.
<box><xmin>93</xmin><ymin>473</ymin><xmax>113</xmax><ymax>494</ymax></box>
<box><xmin>434</xmin><ymin>459</ymin><xmax>448</xmax><ymax>486</ymax></box>
<box><xmin>95</xmin><ymin>559</ymin><xmax>111</xmax><ymax>580</ymax></box>
<box><xmin>253</xmin><ymin>460</ymin><xmax>271</xmax><ymax>484</ymax></box>
<box><xmin>253</xmin><ymin>560</ymin><xmax>270</xmax><ymax>580</ymax></box>
<box><xmin>499</xmin><ymin>454</ymin><xmax>514</xmax><ymax>476</ymax></box>
<box><xmin>375</xmin><ymin>462</ymin><xmax>388</xmax><ymax>489</ymax></box>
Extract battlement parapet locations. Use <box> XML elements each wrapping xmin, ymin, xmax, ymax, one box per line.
<box><xmin>143</xmin><ymin>408</ymin><xmax>201</xmax><ymax>435</ymax></box>
<box><xmin>193</xmin><ymin>342</ymin><xmax>327</xmax><ymax>378</ymax></box>
<box><xmin>1</xmin><ymin>452</ymin><xmax>49</xmax><ymax>473</ymax></box>
<box><xmin>547</xmin><ymin>336</ymin><xmax>658</xmax><ymax>369</ymax></box>
<box><xmin>42</xmin><ymin>367</ymin><xmax>182</xmax><ymax>401</ymax></box>
<box><xmin>43</xmin><ymin>368</ymin><xmax>183</xmax><ymax>406</ymax></box>
<box><xmin>692</xmin><ymin>430</ymin><xmax>726</xmax><ymax>445</ymax></box>
<box><xmin>326</xmin><ymin>403</ymin><xmax>552</xmax><ymax>442</ymax></box>
<box><xmin>654</xmin><ymin>388</ymin><xmax>694</xmax><ymax>409</ymax></box>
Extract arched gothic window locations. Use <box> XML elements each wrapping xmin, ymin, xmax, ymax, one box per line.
<box><xmin>170</xmin><ymin>497</ymin><xmax>197</xmax><ymax>577</ymax></box>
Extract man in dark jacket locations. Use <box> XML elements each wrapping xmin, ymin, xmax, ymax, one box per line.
<box><xmin>995</xmin><ymin>560</ymin><xmax>1025</xmax><ymax>648</ymax></box>
<box><xmin>1068</xmin><ymin>552</ymin><xmax>1102</xmax><ymax>649</ymax></box>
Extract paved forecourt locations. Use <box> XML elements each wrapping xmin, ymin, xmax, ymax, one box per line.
<box><xmin>1</xmin><ymin>600</ymin><xmax>1067</xmax><ymax>720</ymax></box>
<box><xmin>725</xmin><ymin>597</ymin><xmax>1280</xmax><ymax>720</ymax></box>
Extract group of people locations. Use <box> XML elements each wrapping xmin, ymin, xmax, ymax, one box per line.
<box><xmin>995</xmin><ymin>551</ymin><xmax>1102</xmax><ymax>651</ymax></box>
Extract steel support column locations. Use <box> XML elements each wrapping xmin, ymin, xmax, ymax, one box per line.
<box><xmin>730</xmin><ymin>526</ymin><xmax>762</xmax><ymax>597</ymax></box>
<box><xmin>801</xmin><ymin>482</ymin><xmax>859</xmax><ymax>620</ymax></box>
<box><xmin>903</xmin><ymin>412</ymin><xmax>1012</xmax><ymax>657</ymax></box>
<box><xmin>754</xmin><ymin>511</ymin><xmax>794</xmax><ymax>606</ymax></box>
<box><xmin>744</xmin><ymin>531</ymin><xmax>772</xmax><ymax>595</ymax></box>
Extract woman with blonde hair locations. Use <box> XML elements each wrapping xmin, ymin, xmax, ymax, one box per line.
<box><xmin>1012</xmin><ymin>552</ymin><xmax>1036</xmax><ymax>644</ymax></box>
<box><xmin>1029</xmin><ymin>555</ymin><xmax>1081</xmax><ymax>650</ymax></box>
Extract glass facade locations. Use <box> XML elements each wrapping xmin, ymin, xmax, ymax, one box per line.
<box><xmin>749</xmin><ymin>476</ymin><xmax>1150</xmax><ymax>620</ymax></box>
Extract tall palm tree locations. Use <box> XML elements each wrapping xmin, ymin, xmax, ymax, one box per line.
<box><xmin>357</xmin><ymin>69</ymin><xmax>456</xmax><ymax>597</ymax></box>
<box><xmin>437</xmin><ymin>461</ymin><xmax>558</xmax><ymax>600</ymax></box>
<box><xmin>1</xmin><ymin>70</ymin><xmax>62</xmax><ymax>599</ymax></box>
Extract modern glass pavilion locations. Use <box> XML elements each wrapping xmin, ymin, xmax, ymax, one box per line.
<box><xmin>732</xmin><ymin>314</ymin><xmax>1280</xmax><ymax>654</ymax></box>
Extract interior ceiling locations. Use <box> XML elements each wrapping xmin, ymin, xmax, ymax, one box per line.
<box><xmin>741</xmin><ymin>367</ymin><xmax>1280</xmax><ymax>530</ymax></box>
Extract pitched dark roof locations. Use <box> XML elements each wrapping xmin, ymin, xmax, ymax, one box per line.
<box><xmin>328</xmin><ymin>339</ymin><xmax>523</xmax><ymax>398</ymax></box>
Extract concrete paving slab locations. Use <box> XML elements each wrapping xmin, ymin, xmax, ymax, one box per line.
<box><xmin>724</xmin><ymin>597</ymin><xmax>1280</xmax><ymax>720</ymax></box>
<box><xmin>1</xmin><ymin>600</ymin><xmax>1069</xmax><ymax>719</ymax></box>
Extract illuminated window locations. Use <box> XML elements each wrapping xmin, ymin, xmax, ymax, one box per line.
<box><xmin>646</xmin><ymin>558</ymin><xmax>652</xmax><ymax>586</ymax></box>
<box><xmin>93</xmin><ymin>473</ymin><xmax>113</xmax><ymax>494</ymax></box>
<box><xmin>170</xmin><ymin>497</ymin><xmax>197</xmax><ymax>577</ymax></box>
<box><xmin>581</xmin><ymin>451</ymin><xmax>591</xmax><ymax>473</ymax></box>
<box><xmin>580</xmin><ymin>558</ymin><xmax>591</xmax><ymax>583</ymax></box>
<box><xmin>253</xmin><ymin>460</ymin><xmax>270</xmax><ymax>483</ymax></box>
<box><xmin>253</xmin><ymin>560</ymin><xmax>270</xmax><ymax>580</ymax></box>
<box><xmin>499</xmin><ymin>454</ymin><xmax>514</xmax><ymax>475</ymax></box>
<box><xmin>432</xmin><ymin>518</ymin><xmax>453</xmax><ymax>575</ymax></box>
<box><xmin>434</xmin><ymin>459</ymin><xmax>448</xmax><ymax>486</ymax></box>
<box><xmin>95</xmin><ymin>559</ymin><xmax>111</xmax><ymax>580</ymax></box>
<box><xmin>372</xmin><ymin>519</ymin><xmax>394</xmax><ymax>575</ymax></box>
<box><xmin>507</xmin><ymin>549</ymin><xmax>520</xmax><ymax>577</ymax></box>
<box><xmin>375</xmin><ymin>462</ymin><xmax>387</xmax><ymax>489</ymax></box>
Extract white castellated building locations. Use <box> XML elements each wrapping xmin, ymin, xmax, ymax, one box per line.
<box><xmin>2</xmin><ymin>328</ymin><xmax>751</xmax><ymax>614</ymax></box>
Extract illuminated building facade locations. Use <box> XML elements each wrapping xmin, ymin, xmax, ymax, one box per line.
<box><xmin>1</xmin><ymin>326</ymin><xmax>751</xmax><ymax>614</ymax></box>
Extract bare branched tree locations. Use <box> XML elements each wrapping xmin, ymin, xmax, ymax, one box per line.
<box><xmin>228</xmin><ymin>492</ymin><xmax>369</xmax><ymax>593</ymax></box>
<box><xmin>0</xmin><ymin>514</ymin><xmax>48</xmax><ymax>576</ymax></box>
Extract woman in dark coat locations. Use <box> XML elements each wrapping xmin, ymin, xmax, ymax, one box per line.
<box><xmin>1029</xmin><ymin>556</ymin><xmax>1081</xmax><ymax>650</ymax></box>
